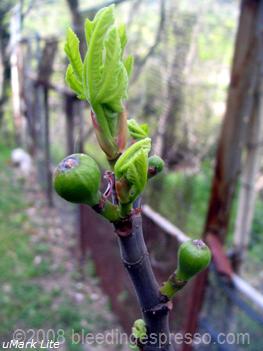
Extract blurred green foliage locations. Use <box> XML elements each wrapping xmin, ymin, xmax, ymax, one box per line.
<box><xmin>147</xmin><ymin>161</ymin><xmax>263</xmax><ymax>270</ymax></box>
<box><xmin>146</xmin><ymin>162</ymin><xmax>211</xmax><ymax>237</ymax></box>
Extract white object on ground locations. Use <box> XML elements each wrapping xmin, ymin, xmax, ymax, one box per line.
<box><xmin>11</xmin><ymin>148</ymin><xmax>32</xmax><ymax>176</ymax></box>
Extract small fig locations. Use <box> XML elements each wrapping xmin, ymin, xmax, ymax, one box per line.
<box><xmin>148</xmin><ymin>155</ymin><xmax>164</xmax><ymax>178</ymax></box>
<box><xmin>176</xmin><ymin>240</ymin><xmax>211</xmax><ymax>281</ymax></box>
<box><xmin>53</xmin><ymin>153</ymin><xmax>101</xmax><ymax>206</ymax></box>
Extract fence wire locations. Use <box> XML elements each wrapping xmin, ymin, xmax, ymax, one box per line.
<box><xmin>197</xmin><ymin>266</ymin><xmax>263</xmax><ymax>351</ymax></box>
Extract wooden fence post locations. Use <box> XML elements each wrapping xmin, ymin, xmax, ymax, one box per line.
<box><xmin>74</xmin><ymin>100</ymin><xmax>84</xmax><ymax>153</ymax></box>
<box><xmin>43</xmin><ymin>86</ymin><xmax>53</xmax><ymax>207</ymax></box>
<box><xmin>10</xmin><ymin>4</ymin><xmax>24</xmax><ymax>146</ymax></box>
<box><xmin>33</xmin><ymin>39</ymin><xmax>57</xmax><ymax>204</ymax></box>
<box><xmin>64</xmin><ymin>94</ymin><xmax>75</xmax><ymax>154</ymax></box>
<box><xmin>233</xmin><ymin>3</ymin><xmax>263</xmax><ymax>271</ymax></box>
<box><xmin>22</xmin><ymin>39</ymin><xmax>37</xmax><ymax>155</ymax></box>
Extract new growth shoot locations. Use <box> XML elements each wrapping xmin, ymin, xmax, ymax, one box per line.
<box><xmin>53</xmin><ymin>6</ymin><xmax>212</xmax><ymax>351</ymax></box>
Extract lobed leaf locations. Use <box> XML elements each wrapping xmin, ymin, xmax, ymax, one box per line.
<box><xmin>84</xmin><ymin>5</ymin><xmax>115</xmax><ymax>102</ymax></box>
<box><xmin>95</xmin><ymin>25</ymin><xmax>123</xmax><ymax>103</ymax></box>
<box><xmin>65</xmin><ymin>5</ymin><xmax>134</xmax><ymax>159</ymax></box>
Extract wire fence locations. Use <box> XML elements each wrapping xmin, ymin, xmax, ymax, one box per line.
<box><xmin>199</xmin><ymin>267</ymin><xmax>263</xmax><ymax>351</ymax></box>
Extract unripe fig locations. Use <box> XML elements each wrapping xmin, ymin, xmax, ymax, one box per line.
<box><xmin>160</xmin><ymin>240</ymin><xmax>211</xmax><ymax>299</ymax></box>
<box><xmin>53</xmin><ymin>153</ymin><xmax>101</xmax><ymax>206</ymax></box>
<box><xmin>148</xmin><ymin>155</ymin><xmax>164</xmax><ymax>178</ymax></box>
<box><xmin>176</xmin><ymin>240</ymin><xmax>211</xmax><ymax>281</ymax></box>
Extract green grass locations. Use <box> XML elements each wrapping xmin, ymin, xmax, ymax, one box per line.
<box><xmin>0</xmin><ymin>144</ymin><xmax>114</xmax><ymax>351</ymax></box>
<box><xmin>0</xmin><ymin>144</ymin><xmax>55</xmax><ymax>336</ymax></box>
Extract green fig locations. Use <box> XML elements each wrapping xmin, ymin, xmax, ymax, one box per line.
<box><xmin>148</xmin><ymin>155</ymin><xmax>164</xmax><ymax>178</ymax></box>
<box><xmin>160</xmin><ymin>240</ymin><xmax>211</xmax><ymax>299</ymax></box>
<box><xmin>53</xmin><ymin>153</ymin><xmax>101</xmax><ymax>206</ymax></box>
<box><xmin>176</xmin><ymin>240</ymin><xmax>211</xmax><ymax>281</ymax></box>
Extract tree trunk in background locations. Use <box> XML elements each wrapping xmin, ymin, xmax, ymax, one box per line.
<box><xmin>0</xmin><ymin>2</ymin><xmax>13</xmax><ymax>140</ymax></box>
<box><xmin>204</xmin><ymin>0</ymin><xmax>260</xmax><ymax>243</ymax></box>
<box><xmin>182</xmin><ymin>1</ymin><xmax>262</xmax><ymax>350</ymax></box>
<box><xmin>0</xmin><ymin>31</ymin><xmax>10</xmax><ymax>126</ymax></box>
<box><xmin>23</xmin><ymin>39</ymin><xmax>37</xmax><ymax>154</ymax></box>
<box><xmin>233</xmin><ymin>11</ymin><xmax>263</xmax><ymax>271</ymax></box>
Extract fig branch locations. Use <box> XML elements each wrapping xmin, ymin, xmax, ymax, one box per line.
<box><xmin>54</xmin><ymin>5</ymin><xmax>212</xmax><ymax>351</ymax></box>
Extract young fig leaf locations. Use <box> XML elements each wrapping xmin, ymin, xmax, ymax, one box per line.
<box><xmin>83</xmin><ymin>5</ymin><xmax>115</xmax><ymax>102</ymax></box>
<box><xmin>64</xmin><ymin>5</ymin><xmax>133</xmax><ymax>161</ymax></box>
<box><xmin>64</xmin><ymin>28</ymin><xmax>85</xmax><ymax>99</ymax></box>
<box><xmin>114</xmin><ymin>138</ymin><xmax>151</xmax><ymax>204</ymax></box>
<box><xmin>65</xmin><ymin>65</ymin><xmax>85</xmax><ymax>99</ymax></box>
<box><xmin>124</xmin><ymin>55</ymin><xmax>134</xmax><ymax>78</ymax></box>
<box><xmin>64</xmin><ymin>28</ymin><xmax>83</xmax><ymax>81</ymax></box>
<box><xmin>84</xmin><ymin>18</ymin><xmax>93</xmax><ymax>45</ymax></box>
<box><xmin>128</xmin><ymin>119</ymin><xmax>149</xmax><ymax>140</ymax></box>
<box><xmin>132</xmin><ymin>319</ymin><xmax>147</xmax><ymax>339</ymax></box>
<box><xmin>118</xmin><ymin>23</ymin><xmax>127</xmax><ymax>55</ymax></box>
